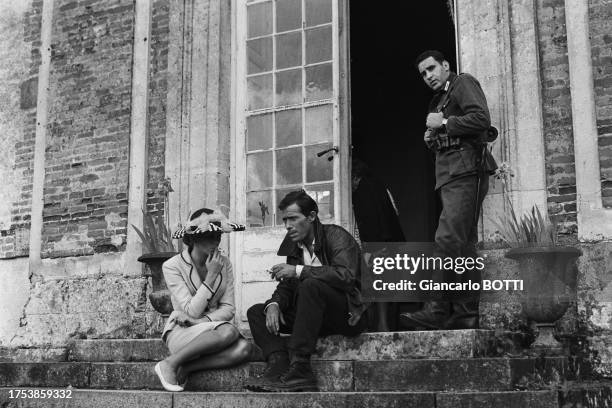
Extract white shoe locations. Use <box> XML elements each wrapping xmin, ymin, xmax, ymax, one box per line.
<box><xmin>155</xmin><ymin>362</ymin><xmax>184</xmax><ymax>392</ymax></box>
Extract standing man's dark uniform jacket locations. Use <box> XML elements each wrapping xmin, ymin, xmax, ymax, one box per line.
<box><xmin>429</xmin><ymin>72</ymin><xmax>491</xmax><ymax>190</ymax></box>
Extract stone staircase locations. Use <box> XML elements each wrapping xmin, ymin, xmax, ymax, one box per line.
<box><xmin>0</xmin><ymin>330</ymin><xmax>611</xmax><ymax>407</ymax></box>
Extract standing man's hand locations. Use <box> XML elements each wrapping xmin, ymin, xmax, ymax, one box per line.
<box><xmin>265</xmin><ymin>303</ymin><xmax>286</xmax><ymax>335</ymax></box>
<box><xmin>424</xmin><ymin>129</ymin><xmax>435</xmax><ymax>143</ymax></box>
<box><xmin>426</xmin><ymin>112</ymin><xmax>445</xmax><ymax>129</ymax></box>
<box><xmin>270</xmin><ymin>263</ymin><xmax>297</xmax><ymax>281</ymax></box>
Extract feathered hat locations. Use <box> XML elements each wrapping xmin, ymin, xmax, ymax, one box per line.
<box><xmin>172</xmin><ymin>208</ymin><xmax>245</xmax><ymax>239</ymax></box>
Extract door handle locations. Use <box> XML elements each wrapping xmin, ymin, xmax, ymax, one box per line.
<box><xmin>316</xmin><ymin>146</ymin><xmax>339</xmax><ymax>161</ymax></box>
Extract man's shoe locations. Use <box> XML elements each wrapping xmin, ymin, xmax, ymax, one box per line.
<box><xmin>243</xmin><ymin>351</ymin><xmax>289</xmax><ymax>392</ymax></box>
<box><xmin>261</xmin><ymin>360</ymin><xmax>318</xmax><ymax>392</ymax></box>
<box><xmin>446</xmin><ymin>301</ymin><xmax>479</xmax><ymax>329</ymax></box>
<box><xmin>399</xmin><ymin>301</ymin><xmax>450</xmax><ymax>330</ymax></box>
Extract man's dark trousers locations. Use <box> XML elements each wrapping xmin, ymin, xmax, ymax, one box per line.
<box><xmin>247</xmin><ymin>279</ymin><xmax>366</xmax><ymax>359</ymax></box>
<box><xmin>434</xmin><ymin>171</ymin><xmax>489</xmax><ymax>299</ymax></box>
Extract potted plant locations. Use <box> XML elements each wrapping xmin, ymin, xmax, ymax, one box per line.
<box><xmin>132</xmin><ymin>178</ymin><xmax>177</xmax><ymax>316</ymax></box>
<box><xmin>494</xmin><ymin>164</ymin><xmax>582</xmax><ymax>354</ymax></box>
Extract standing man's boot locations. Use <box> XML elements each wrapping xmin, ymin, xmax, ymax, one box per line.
<box><xmin>399</xmin><ymin>301</ymin><xmax>450</xmax><ymax>330</ymax></box>
<box><xmin>261</xmin><ymin>354</ymin><xmax>318</xmax><ymax>392</ymax></box>
<box><xmin>445</xmin><ymin>301</ymin><xmax>479</xmax><ymax>329</ymax></box>
<box><xmin>243</xmin><ymin>351</ymin><xmax>289</xmax><ymax>392</ymax></box>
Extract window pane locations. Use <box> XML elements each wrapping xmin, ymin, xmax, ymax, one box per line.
<box><xmin>247</xmin><ymin>151</ymin><xmax>273</xmax><ymax>190</ymax></box>
<box><xmin>305</xmin><ymin>26</ymin><xmax>332</xmax><ymax>64</ymax></box>
<box><xmin>305</xmin><ymin>183</ymin><xmax>334</xmax><ymax>222</ymax></box>
<box><xmin>248</xmin><ymin>37</ymin><xmax>273</xmax><ymax>74</ymax></box>
<box><xmin>276</xmin><ymin>147</ymin><xmax>302</xmax><ymax>185</ymax></box>
<box><xmin>276</xmin><ymin>32</ymin><xmax>302</xmax><ymax>69</ymax></box>
<box><xmin>247</xmin><ymin>113</ymin><xmax>273</xmax><ymax>151</ymax></box>
<box><xmin>248</xmin><ymin>2</ymin><xmax>273</xmax><ymax>38</ymax></box>
<box><xmin>305</xmin><ymin>104</ymin><xmax>332</xmax><ymax>144</ymax></box>
<box><xmin>276</xmin><ymin>69</ymin><xmax>302</xmax><ymax>106</ymax></box>
<box><xmin>305</xmin><ymin>0</ymin><xmax>332</xmax><ymax>27</ymax></box>
<box><xmin>247</xmin><ymin>191</ymin><xmax>273</xmax><ymax>227</ymax></box>
<box><xmin>276</xmin><ymin>0</ymin><xmax>301</xmax><ymax>32</ymax></box>
<box><xmin>305</xmin><ymin>63</ymin><xmax>332</xmax><ymax>101</ymax></box>
<box><xmin>248</xmin><ymin>74</ymin><xmax>273</xmax><ymax>110</ymax></box>
<box><xmin>306</xmin><ymin>143</ymin><xmax>333</xmax><ymax>182</ymax></box>
<box><xmin>276</xmin><ymin>109</ymin><xmax>302</xmax><ymax>147</ymax></box>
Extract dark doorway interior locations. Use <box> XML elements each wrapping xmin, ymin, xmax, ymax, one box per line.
<box><xmin>350</xmin><ymin>1</ymin><xmax>456</xmax><ymax>242</ymax></box>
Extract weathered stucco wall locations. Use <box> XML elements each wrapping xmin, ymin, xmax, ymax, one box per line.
<box><xmin>1</xmin><ymin>0</ymin><xmax>163</xmax><ymax>350</ymax></box>
<box><xmin>0</xmin><ymin>0</ymin><xmax>38</xmax><ymax>348</ymax></box>
<box><xmin>0</xmin><ymin>0</ymin><xmax>41</xmax><ymax>259</ymax></box>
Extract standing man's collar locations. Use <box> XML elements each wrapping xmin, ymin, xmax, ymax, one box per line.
<box><xmin>437</xmin><ymin>72</ymin><xmax>457</xmax><ymax>94</ymax></box>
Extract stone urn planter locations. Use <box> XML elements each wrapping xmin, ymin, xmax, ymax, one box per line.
<box><xmin>138</xmin><ymin>252</ymin><xmax>177</xmax><ymax>317</ymax></box>
<box><xmin>505</xmin><ymin>246</ymin><xmax>582</xmax><ymax>353</ymax></box>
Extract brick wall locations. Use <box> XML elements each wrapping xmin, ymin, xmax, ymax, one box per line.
<box><xmin>41</xmin><ymin>0</ymin><xmax>134</xmax><ymax>258</ymax></box>
<box><xmin>536</xmin><ymin>0</ymin><xmax>578</xmax><ymax>239</ymax></box>
<box><xmin>589</xmin><ymin>0</ymin><xmax>612</xmax><ymax>208</ymax></box>
<box><xmin>146</xmin><ymin>0</ymin><xmax>170</xmax><ymax>216</ymax></box>
<box><xmin>0</xmin><ymin>1</ymin><xmax>43</xmax><ymax>259</ymax></box>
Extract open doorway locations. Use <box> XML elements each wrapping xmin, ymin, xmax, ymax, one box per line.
<box><xmin>350</xmin><ymin>1</ymin><xmax>457</xmax><ymax>242</ymax></box>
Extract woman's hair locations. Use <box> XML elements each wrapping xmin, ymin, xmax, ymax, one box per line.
<box><xmin>182</xmin><ymin>208</ymin><xmax>223</xmax><ymax>249</ymax></box>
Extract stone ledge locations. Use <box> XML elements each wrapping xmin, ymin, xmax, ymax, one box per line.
<box><xmin>0</xmin><ymin>347</ymin><xmax>67</xmax><ymax>363</ymax></box>
<box><xmin>557</xmin><ymin>381</ymin><xmax>612</xmax><ymax>408</ymax></box>
<box><xmin>67</xmin><ymin>329</ymin><xmax>527</xmax><ymax>362</ymax></box>
<box><xmin>436</xmin><ymin>390</ymin><xmax>558</xmax><ymax>408</ymax></box>
<box><xmin>353</xmin><ymin>357</ymin><xmax>568</xmax><ymax>392</ymax></box>
<box><xmin>0</xmin><ymin>357</ymin><xmax>570</xmax><ymax>393</ymax></box>
<box><xmin>0</xmin><ymin>389</ymin><xmax>585</xmax><ymax>408</ymax></box>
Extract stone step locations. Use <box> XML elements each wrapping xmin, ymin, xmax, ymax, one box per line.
<box><xmin>0</xmin><ymin>357</ymin><xmax>570</xmax><ymax>393</ymax></box>
<box><xmin>66</xmin><ymin>329</ymin><xmax>526</xmax><ymax>362</ymax></box>
<box><xmin>0</xmin><ymin>388</ymin><xmax>589</xmax><ymax>408</ymax></box>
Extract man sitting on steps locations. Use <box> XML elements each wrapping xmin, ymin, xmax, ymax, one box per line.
<box><xmin>244</xmin><ymin>190</ymin><xmax>368</xmax><ymax>392</ymax></box>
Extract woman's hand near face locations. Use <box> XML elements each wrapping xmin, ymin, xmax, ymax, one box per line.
<box><xmin>204</xmin><ymin>248</ymin><xmax>223</xmax><ymax>287</ymax></box>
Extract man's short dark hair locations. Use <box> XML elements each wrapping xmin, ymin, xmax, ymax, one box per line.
<box><xmin>414</xmin><ymin>50</ymin><xmax>446</xmax><ymax>69</ymax></box>
<box><xmin>278</xmin><ymin>189</ymin><xmax>318</xmax><ymax>216</ymax></box>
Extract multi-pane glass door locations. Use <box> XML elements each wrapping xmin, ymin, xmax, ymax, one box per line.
<box><xmin>233</xmin><ymin>0</ymin><xmax>346</xmax><ymax>324</ymax></box>
<box><xmin>244</xmin><ymin>0</ymin><xmax>337</xmax><ymax>227</ymax></box>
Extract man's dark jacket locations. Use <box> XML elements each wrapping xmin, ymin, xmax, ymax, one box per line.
<box><xmin>429</xmin><ymin>72</ymin><xmax>491</xmax><ymax>189</ymax></box>
<box><xmin>264</xmin><ymin>218</ymin><xmax>366</xmax><ymax>326</ymax></box>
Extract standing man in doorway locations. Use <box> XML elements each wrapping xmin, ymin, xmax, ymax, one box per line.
<box><xmin>400</xmin><ymin>50</ymin><xmax>491</xmax><ymax>330</ymax></box>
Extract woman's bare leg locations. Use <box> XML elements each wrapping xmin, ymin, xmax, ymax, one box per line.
<box><xmin>158</xmin><ymin>324</ymin><xmax>239</xmax><ymax>384</ymax></box>
<box><xmin>182</xmin><ymin>338</ymin><xmax>251</xmax><ymax>375</ymax></box>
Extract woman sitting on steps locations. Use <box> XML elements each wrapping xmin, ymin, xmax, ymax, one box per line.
<box><xmin>154</xmin><ymin>208</ymin><xmax>250</xmax><ymax>392</ymax></box>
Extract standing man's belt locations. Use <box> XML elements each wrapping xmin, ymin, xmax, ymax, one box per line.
<box><xmin>432</xmin><ymin>133</ymin><xmax>462</xmax><ymax>152</ymax></box>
